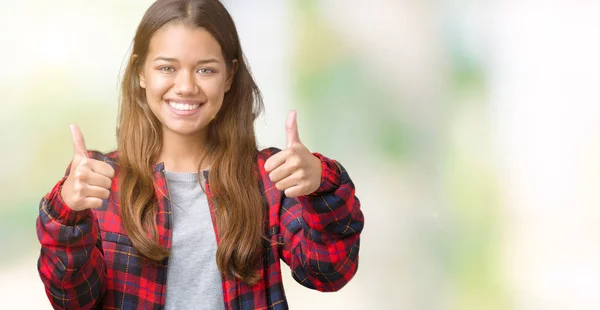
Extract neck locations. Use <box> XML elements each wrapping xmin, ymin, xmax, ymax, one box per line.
<box><xmin>158</xmin><ymin>128</ymin><xmax>209</xmax><ymax>173</ymax></box>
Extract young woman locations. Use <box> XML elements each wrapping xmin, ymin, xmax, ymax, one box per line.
<box><xmin>36</xmin><ymin>0</ymin><xmax>364</xmax><ymax>309</ymax></box>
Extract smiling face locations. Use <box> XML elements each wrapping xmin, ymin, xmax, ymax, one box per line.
<box><xmin>139</xmin><ymin>22</ymin><xmax>235</xmax><ymax>139</ymax></box>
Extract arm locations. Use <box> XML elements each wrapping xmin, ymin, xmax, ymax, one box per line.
<box><xmin>279</xmin><ymin>153</ymin><xmax>364</xmax><ymax>292</ymax></box>
<box><xmin>36</xmin><ymin>172</ymin><xmax>106</xmax><ymax>309</ymax></box>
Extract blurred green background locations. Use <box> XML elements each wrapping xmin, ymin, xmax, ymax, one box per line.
<box><xmin>1</xmin><ymin>1</ymin><xmax>599</xmax><ymax>309</ymax></box>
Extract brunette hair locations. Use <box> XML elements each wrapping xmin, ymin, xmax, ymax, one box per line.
<box><xmin>117</xmin><ymin>0</ymin><xmax>265</xmax><ymax>283</ymax></box>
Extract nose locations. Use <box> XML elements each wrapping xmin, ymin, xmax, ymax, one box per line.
<box><xmin>174</xmin><ymin>70</ymin><xmax>199</xmax><ymax>96</ymax></box>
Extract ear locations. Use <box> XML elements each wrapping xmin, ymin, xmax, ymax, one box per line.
<box><xmin>225</xmin><ymin>59</ymin><xmax>238</xmax><ymax>92</ymax></box>
<box><xmin>139</xmin><ymin>72</ymin><xmax>146</xmax><ymax>89</ymax></box>
<box><xmin>133</xmin><ymin>54</ymin><xmax>146</xmax><ymax>89</ymax></box>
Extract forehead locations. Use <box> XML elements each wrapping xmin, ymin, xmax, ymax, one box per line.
<box><xmin>147</xmin><ymin>22</ymin><xmax>224</xmax><ymax>61</ymax></box>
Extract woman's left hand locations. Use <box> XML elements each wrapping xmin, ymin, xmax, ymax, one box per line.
<box><xmin>264</xmin><ymin>110</ymin><xmax>322</xmax><ymax>198</ymax></box>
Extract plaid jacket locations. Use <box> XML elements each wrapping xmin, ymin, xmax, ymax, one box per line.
<box><xmin>37</xmin><ymin>148</ymin><xmax>363</xmax><ymax>309</ymax></box>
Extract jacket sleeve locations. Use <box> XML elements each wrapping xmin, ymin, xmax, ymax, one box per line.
<box><xmin>36</xmin><ymin>167</ymin><xmax>106</xmax><ymax>309</ymax></box>
<box><xmin>279</xmin><ymin>152</ymin><xmax>364</xmax><ymax>292</ymax></box>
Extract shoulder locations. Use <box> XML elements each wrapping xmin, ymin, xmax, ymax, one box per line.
<box><xmin>87</xmin><ymin>150</ymin><xmax>119</xmax><ymax>168</ymax></box>
<box><xmin>257</xmin><ymin>147</ymin><xmax>282</xmax><ymax>162</ymax></box>
<box><xmin>255</xmin><ymin>147</ymin><xmax>281</xmax><ymax>178</ymax></box>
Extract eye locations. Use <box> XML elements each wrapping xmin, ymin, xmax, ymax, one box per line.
<box><xmin>198</xmin><ymin>68</ymin><xmax>215</xmax><ymax>74</ymax></box>
<box><xmin>158</xmin><ymin>66</ymin><xmax>175</xmax><ymax>72</ymax></box>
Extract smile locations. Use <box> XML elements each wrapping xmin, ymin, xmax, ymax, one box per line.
<box><xmin>168</xmin><ymin>101</ymin><xmax>201</xmax><ymax>111</ymax></box>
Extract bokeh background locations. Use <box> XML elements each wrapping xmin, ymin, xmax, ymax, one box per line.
<box><xmin>1</xmin><ymin>0</ymin><xmax>599</xmax><ymax>309</ymax></box>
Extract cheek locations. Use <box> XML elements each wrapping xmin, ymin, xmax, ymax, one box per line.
<box><xmin>202</xmin><ymin>76</ymin><xmax>228</xmax><ymax>101</ymax></box>
<box><xmin>145</xmin><ymin>75</ymin><xmax>172</xmax><ymax>99</ymax></box>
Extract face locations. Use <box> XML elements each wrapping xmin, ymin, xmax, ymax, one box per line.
<box><xmin>139</xmin><ymin>23</ymin><xmax>234</xmax><ymax>138</ymax></box>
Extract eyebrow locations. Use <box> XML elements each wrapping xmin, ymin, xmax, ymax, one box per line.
<box><xmin>152</xmin><ymin>56</ymin><xmax>221</xmax><ymax>65</ymax></box>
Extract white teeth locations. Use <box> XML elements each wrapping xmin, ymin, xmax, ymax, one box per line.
<box><xmin>168</xmin><ymin>101</ymin><xmax>200</xmax><ymax>111</ymax></box>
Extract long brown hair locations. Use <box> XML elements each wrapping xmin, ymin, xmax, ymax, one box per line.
<box><xmin>117</xmin><ymin>0</ymin><xmax>265</xmax><ymax>283</ymax></box>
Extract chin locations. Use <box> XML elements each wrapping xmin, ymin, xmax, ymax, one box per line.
<box><xmin>165</xmin><ymin>122</ymin><xmax>208</xmax><ymax>137</ymax></box>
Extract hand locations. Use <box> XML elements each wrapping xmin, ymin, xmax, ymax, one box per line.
<box><xmin>264</xmin><ymin>111</ymin><xmax>322</xmax><ymax>198</ymax></box>
<box><xmin>60</xmin><ymin>124</ymin><xmax>115</xmax><ymax>211</ymax></box>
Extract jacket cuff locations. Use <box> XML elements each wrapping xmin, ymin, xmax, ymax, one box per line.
<box><xmin>45</xmin><ymin>177</ymin><xmax>93</xmax><ymax>225</ymax></box>
<box><xmin>310</xmin><ymin>153</ymin><xmax>342</xmax><ymax>196</ymax></box>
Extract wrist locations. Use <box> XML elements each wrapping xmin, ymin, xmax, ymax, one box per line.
<box><xmin>59</xmin><ymin>178</ymin><xmax>77</xmax><ymax>211</ymax></box>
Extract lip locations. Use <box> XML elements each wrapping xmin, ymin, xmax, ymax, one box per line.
<box><xmin>165</xmin><ymin>99</ymin><xmax>204</xmax><ymax>117</ymax></box>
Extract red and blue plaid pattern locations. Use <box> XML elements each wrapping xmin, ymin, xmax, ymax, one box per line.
<box><xmin>37</xmin><ymin>148</ymin><xmax>364</xmax><ymax>309</ymax></box>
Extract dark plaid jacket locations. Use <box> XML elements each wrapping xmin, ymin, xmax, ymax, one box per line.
<box><xmin>36</xmin><ymin>148</ymin><xmax>364</xmax><ymax>309</ymax></box>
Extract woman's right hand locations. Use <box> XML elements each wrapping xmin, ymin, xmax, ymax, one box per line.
<box><xmin>60</xmin><ymin>124</ymin><xmax>115</xmax><ymax>211</ymax></box>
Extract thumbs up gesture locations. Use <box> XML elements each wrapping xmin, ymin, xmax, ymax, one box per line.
<box><xmin>60</xmin><ymin>124</ymin><xmax>115</xmax><ymax>211</ymax></box>
<box><xmin>264</xmin><ymin>111</ymin><xmax>322</xmax><ymax>198</ymax></box>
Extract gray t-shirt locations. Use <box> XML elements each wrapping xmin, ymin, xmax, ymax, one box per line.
<box><xmin>164</xmin><ymin>171</ymin><xmax>224</xmax><ymax>310</ymax></box>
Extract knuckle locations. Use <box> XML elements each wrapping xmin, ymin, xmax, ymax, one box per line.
<box><xmin>72</xmin><ymin>197</ymin><xmax>84</xmax><ymax>208</ymax></box>
<box><xmin>74</xmin><ymin>168</ymin><xmax>88</xmax><ymax>181</ymax></box>
<box><xmin>103</xmin><ymin>163</ymin><xmax>115</xmax><ymax>175</ymax></box>
<box><xmin>73</xmin><ymin>181</ymin><xmax>84</xmax><ymax>193</ymax></box>
<box><xmin>74</xmin><ymin>168</ymin><xmax>84</xmax><ymax>179</ymax></box>
<box><xmin>71</xmin><ymin>195</ymin><xmax>80</xmax><ymax>204</ymax></box>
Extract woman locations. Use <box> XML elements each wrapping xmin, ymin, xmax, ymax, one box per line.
<box><xmin>36</xmin><ymin>0</ymin><xmax>364</xmax><ymax>309</ymax></box>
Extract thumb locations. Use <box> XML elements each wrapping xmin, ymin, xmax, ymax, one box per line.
<box><xmin>286</xmin><ymin>110</ymin><xmax>300</xmax><ymax>148</ymax></box>
<box><xmin>69</xmin><ymin>124</ymin><xmax>89</xmax><ymax>158</ymax></box>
